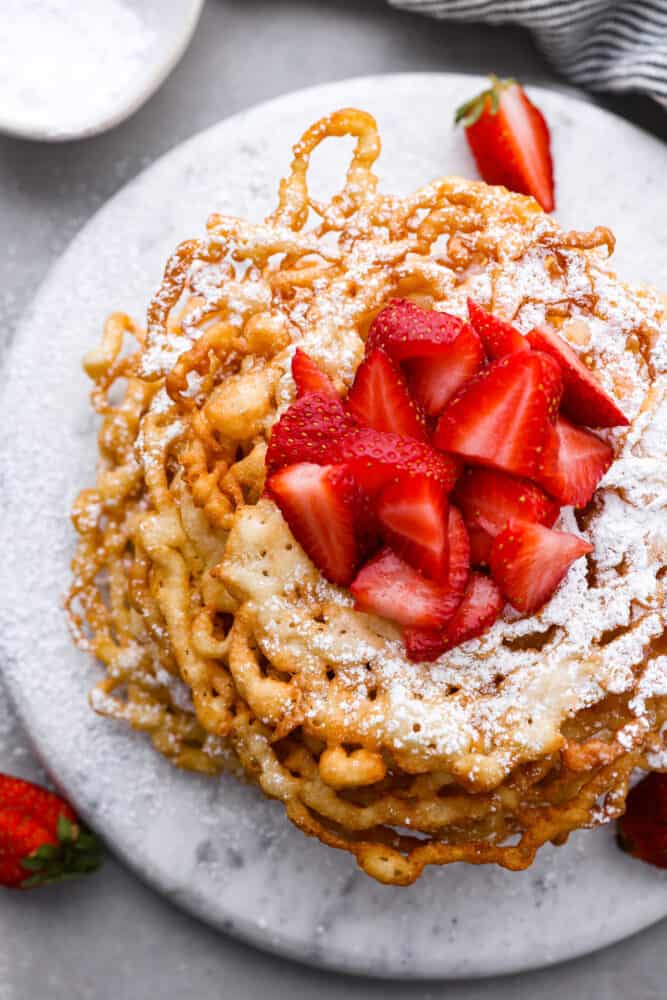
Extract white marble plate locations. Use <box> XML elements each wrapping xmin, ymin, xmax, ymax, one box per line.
<box><xmin>1</xmin><ymin>75</ymin><xmax>666</xmax><ymax>980</ymax></box>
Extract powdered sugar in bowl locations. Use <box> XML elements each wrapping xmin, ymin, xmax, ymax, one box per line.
<box><xmin>0</xmin><ymin>0</ymin><xmax>204</xmax><ymax>142</ymax></box>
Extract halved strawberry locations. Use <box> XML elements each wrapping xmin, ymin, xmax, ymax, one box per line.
<box><xmin>405</xmin><ymin>323</ymin><xmax>485</xmax><ymax>417</ymax></box>
<box><xmin>266</xmin><ymin>392</ymin><xmax>357</xmax><ymax>474</ymax></box>
<box><xmin>535</xmin><ymin>350</ymin><xmax>564</xmax><ymax>422</ymax></box>
<box><xmin>267</xmin><ymin>462</ymin><xmax>361</xmax><ymax>585</ymax></box>
<box><xmin>377</xmin><ymin>475</ymin><xmax>449</xmax><ymax>582</ymax></box>
<box><xmin>526</xmin><ymin>325</ymin><xmax>628</xmax><ymax>427</ymax></box>
<box><xmin>468</xmin><ymin>524</ymin><xmax>494</xmax><ymax>567</ymax></box>
<box><xmin>617</xmin><ymin>772</ymin><xmax>667</xmax><ymax>869</ymax></box>
<box><xmin>490</xmin><ymin>518</ymin><xmax>592</xmax><ymax>614</ymax></box>
<box><xmin>433</xmin><ymin>352</ymin><xmax>553</xmax><ymax>478</ymax></box>
<box><xmin>346</xmin><ymin>349</ymin><xmax>427</xmax><ymax>441</ymax></box>
<box><xmin>405</xmin><ymin>573</ymin><xmax>504</xmax><ymax>662</ymax></box>
<box><xmin>454</xmin><ymin>468</ymin><xmax>559</xmax><ymax>538</ymax></box>
<box><xmin>350</xmin><ymin>548</ymin><xmax>462</xmax><ymax>628</ymax></box>
<box><xmin>455</xmin><ymin>76</ymin><xmax>555</xmax><ymax>212</ymax></box>
<box><xmin>538</xmin><ymin>416</ymin><xmax>613</xmax><ymax>507</ymax></box>
<box><xmin>292</xmin><ymin>349</ymin><xmax>336</xmax><ymax>398</ymax></box>
<box><xmin>467</xmin><ymin>299</ymin><xmax>529</xmax><ymax>359</ymax></box>
<box><xmin>336</xmin><ymin>426</ymin><xmax>460</xmax><ymax>493</ymax></box>
<box><xmin>445</xmin><ymin>504</ymin><xmax>471</xmax><ymax>597</ymax></box>
<box><xmin>366</xmin><ymin>299</ymin><xmax>465</xmax><ymax>361</ymax></box>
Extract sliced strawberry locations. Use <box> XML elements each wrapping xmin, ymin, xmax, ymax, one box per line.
<box><xmin>538</xmin><ymin>416</ymin><xmax>613</xmax><ymax>507</ymax></box>
<box><xmin>454</xmin><ymin>468</ymin><xmax>559</xmax><ymax>539</ymax></box>
<box><xmin>617</xmin><ymin>772</ymin><xmax>667</xmax><ymax>869</ymax></box>
<box><xmin>433</xmin><ymin>352</ymin><xmax>553</xmax><ymax>478</ymax></box>
<box><xmin>405</xmin><ymin>573</ymin><xmax>504</xmax><ymax>662</ymax></box>
<box><xmin>377</xmin><ymin>475</ymin><xmax>449</xmax><ymax>582</ymax></box>
<box><xmin>350</xmin><ymin>548</ymin><xmax>462</xmax><ymax>628</ymax></box>
<box><xmin>445</xmin><ymin>504</ymin><xmax>471</xmax><ymax>597</ymax></box>
<box><xmin>336</xmin><ymin>426</ymin><xmax>460</xmax><ymax>493</ymax></box>
<box><xmin>468</xmin><ymin>524</ymin><xmax>494</xmax><ymax>567</ymax></box>
<box><xmin>366</xmin><ymin>299</ymin><xmax>465</xmax><ymax>361</ymax></box>
<box><xmin>267</xmin><ymin>462</ymin><xmax>361</xmax><ymax>585</ymax></box>
<box><xmin>526</xmin><ymin>325</ymin><xmax>628</xmax><ymax>427</ymax></box>
<box><xmin>346</xmin><ymin>349</ymin><xmax>427</xmax><ymax>441</ymax></box>
<box><xmin>403</xmin><ymin>626</ymin><xmax>449</xmax><ymax>663</ymax></box>
<box><xmin>442</xmin><ymin>573</ymin><xmax>504</xmax><ymax>651</ymax></box>
<box><xmin>292</xmin><ymin>349</ymin><xmax>336</xmax><ymax>398</ymax></box>
<box><xmin>490</xmin><ymin>519</ymin><xmax>592</xmax><ymax>614</ymax></box>
<box><xmin>455</xmin><ymin>77</ymin><xmax>555</xmax><ymax>212</ymax></box>
<box><xmin>266</xmin><ymin>392</ymin><xmax>357</xmax><ymax>474</ymax></box>
<box><xmin>467</xmin><ymin>299</ymin><xmax>529</xmax><ymax>359</ymax></box>
<box><xmin>534</xmin><ymin>350</ymin><xmax>564</xmax><ymax>422</ymax></box>
<box><xmin>405</xmin><ymin>323</ymin><xmax>485</xmax><ymax>417</ymax></box>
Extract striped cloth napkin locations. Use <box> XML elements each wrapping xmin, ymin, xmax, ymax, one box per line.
<box><xmin>389</xmin><ymin>1</ymin><xmax>667</xmax><ymax>106</ymax></box>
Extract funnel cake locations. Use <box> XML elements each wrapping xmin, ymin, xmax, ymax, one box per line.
<box><xmin>68</xmin><ymin>109</ymin><xmax>667</xmax><ymax>885</ymax></box>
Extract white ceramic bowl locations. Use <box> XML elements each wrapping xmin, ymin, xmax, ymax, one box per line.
<box><xmin>0</xmin><ymin>0</ymin><xmax>204</xmax><ymax>142</ymax></box>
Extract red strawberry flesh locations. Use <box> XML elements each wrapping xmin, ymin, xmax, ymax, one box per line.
<box><xmin>490</xmin><ymin>518</ymin><xmax>592</xmax><ymax>614</ymax></box>
<box><xmin>377</xmin><ymin>475</ymin><xmax>449</xmax><ymax>582</ymax></box>
<box><xmin>336</xmin><ymin>426</ymin><xmax>460</xmax><ymax>493</ymax></box>
<box><xmin>406</xmin><ymin>322</ymin><xmax>485</xmax><ymax>416</ymax></box>
<box><xmin>434</xmin><ymin>352</ymin><xmax>553</xmax><ymax>478</ymax></box>
<box><xmin>0</xmin><ymin>807</ymin><xmax>54</xmax><ymax>889</ymax></box>
<box><xmin>457</xmin><ymin>79</ymin><xmax>555</xmax><ymax>212</ymax></box>
<box><xmin>366</xmin><ymin>299</ymin><xmax>465</xmax><ymax>360</ymax></box>
<box><xmin>0</xmin><ymin>774</ymin><xmax>76</xmax><ymax>839</ymax></box>
<box><xmin>454</xmin><ymin>467</ymin><xmax>559</xmax><ymax>537</ymax></box>
<box><xmin>617</xmin><ymin>772</ymin><xmax>667</xmax><ymax>869</ymax></box>
<box><xmin>538</xmin><ymin>416</ymin><xmax>613</xmax><ymax>507</ymax></box>
<box><xmin>266</xmin><ymin>392</ymin><xmax>357</xmax><ymax>474</ymax></box>
<box><xmin>350</xmin><ymin>547</ymin><xmax>463</xmax><ymax>628</ymax></box>
<box><xmin>406</xmin><ymin>573</ymin><xmax>504</xmax><ymax>662</ymax></box>
<box><xmin>292</xmin><ymin>348</ymin><xmax>337</xmax><ymax>398</ymax></box>
<box><xmin>467</xmin><ymin>299</ymin><xmax>529</xmax><ymax>359</ymax></box>
<box><xmin>268</xmin><ymin>462</ymin><xmax>361</xmax><ymax>585</ymax></box>
<box><xmin>527</xmin><ymin>325</ymin><xmax>628</xmax><ymax>427</ymax></box>
<box><xmin>347</xmin><ymin>348</ymin><xmax>427</xmax><ymax>440</ymax></box>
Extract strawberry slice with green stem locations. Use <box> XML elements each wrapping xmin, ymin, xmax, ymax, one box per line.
<box><xmin>527</xmin><ymin>325</ymin><xmax>629</xmax><ymax>428</ymax></box>
<box><xmin>267</xmin><ymin>462</ymin><xmax>363</xmax><ymax>585</ymax></box>
<box><xmin>405</xmin><ymin>322</ymin><xmax>485</xmax><ymax>417</ymax></box>
<box><xmin>0</xmin><ymin>774</ymin><xmax>102</xmax><ymax>890</ymax></box>
<box><xmin>434</xmin><ymin>352</ymin><xmax>561</xmax><ymax>479</ymax></box>
<box><xmin>366</xmin><ymin>299</ymin><xmax>466</xmax><ymax>361</ymax></box>
<box><xmin>489</xmin><ymin>518</ymin><xmax>592</xmax><ymax>614</ymax></box>
<box><xmin>405</xmin><ymin>573</ymin><xmax>504</xmax><ymax>663</ymax></box>
<box><xmin>538</xmin><ymin>416</ymin><xmax>613</xmax><ymax>507</ymax></box>
<box><xmin>292</xmin><ymin>348</ymin><xmax>337</xmax><ymax>398</ymax></box>
<box><xmin>455</xmin><ymin>75</ymin><xmax>555</xmax><ymax>213</ymax></box>
<box><xmin>346</xmin><ymin>348</ymin><xmax>427</xmax><ymax>441</ymax></box>
<box><xmin>377</xmin><ymin>475</ymin><xmax>449</xmax><ymax>582</ymax></box>
<box><xmin>467</xmin><ymin>299</ymin><xmax>530</xmax><ymax>359</ymax></box>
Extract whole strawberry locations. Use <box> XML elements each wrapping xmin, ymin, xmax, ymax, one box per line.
<box><xmin>455</xmin><ymin>75</ymin><xmax>555</xmax><ymax>212</ymax></box>
<box><xmin>617</xmin><ymin>772</ymin><xmax>667</xmax><ymax>869</ymax></box>
<box><xmin>0</xmin><ymin>773</ymin><xmax>102</xmax><ymax>889</ymax></box>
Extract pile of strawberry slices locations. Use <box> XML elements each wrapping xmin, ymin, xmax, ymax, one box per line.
<box><xmin>265</xmin><ymin>298</ymin><xmax>628</xmax><ymax>662</ymax></box>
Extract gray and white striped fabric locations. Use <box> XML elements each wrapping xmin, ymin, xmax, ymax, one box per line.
<box><xmin>389</xmin><ymin>1</ymin><xmax>667</xmax><ymax>106</ymax></box>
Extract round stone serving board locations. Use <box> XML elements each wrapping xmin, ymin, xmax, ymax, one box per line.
<box><xmin>1</xmin><ymin>74</ymin><xmax>666</xmax><ymax>980</ymax></box>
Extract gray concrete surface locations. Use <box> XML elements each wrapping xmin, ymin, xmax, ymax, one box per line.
<box><xmin>1</xmin><ymin>2</ymin><xmax>665</xmax><ymax>997</ymax></box>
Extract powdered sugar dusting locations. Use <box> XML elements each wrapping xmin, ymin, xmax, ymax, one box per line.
<box><xmin>0</xmin><ymin>0</ymin><xmax>155</xmax><ymax>138</ymax></box>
